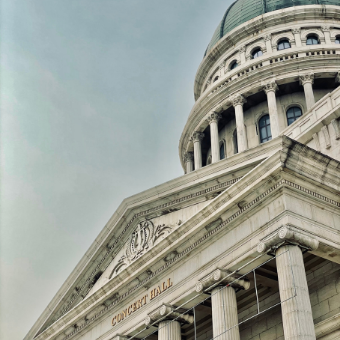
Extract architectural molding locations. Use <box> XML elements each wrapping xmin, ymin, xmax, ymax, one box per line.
<box><xmin>195</xmin><ymin>269</ymin><xmax>250</xmax><ymax>293</ymax></box>
<box><xmin>321</xmin><ymin>125</ymin><xmax>331</xmax><ymax>149</ymax></box>
<box><xmin>206</xmin><ymin>112</ymin><xmax>222</xmax><ymax>125</ymax></box>
<box><xmin>263</xmin><ymin>80</ymin><xmax>278</xmax><ymax>94</ymax></box>
<box><xmin>257</xmin><ymin>225</ymin><xmax>319</xmax><ymax>254</ymax></box>
<box><xmin>191</xmin><ymin>131</ymin><xmax>205</xmax><ymax>143</ymax></box>
<box><xmin>231</xmin><ymin>94</ymin><xmax>247</xmax><ymax>107</ymax></box>
<box><xmin>331</xmin><ymin>119</ymin><xmax>340</xmax><ymax>140</ymax></box>
<box><xmin>145</xmin><ymin>304</ymin><xmax>193</xmax><ymax>326</ymax></box>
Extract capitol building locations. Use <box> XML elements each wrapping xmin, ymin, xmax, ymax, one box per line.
<box><xmin>25</xmin><ymin>1</ymin><xmax>340</xmax><ymax>340</ymax></box>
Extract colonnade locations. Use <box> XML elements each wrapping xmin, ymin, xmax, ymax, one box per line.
<box><xmin>184</xmin><ymin>74</ymin><xmax>317</xmax><ymax>173</ymax></box>
<box><xmin>135</xmin><ymin>226</ymin><xmax>319</xmax><ymax>340</ymax></box>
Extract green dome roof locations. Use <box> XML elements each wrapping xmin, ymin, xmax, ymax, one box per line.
<box><xmin>205</xmin><ymin>0</ymin><xmax>339</xmax><ymax>56</ymax></box>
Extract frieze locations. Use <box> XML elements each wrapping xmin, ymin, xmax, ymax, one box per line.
<box><xmin>56</xmin><ymin>179</ymin><xmax>339</xmax><ymax>340</ymax></box>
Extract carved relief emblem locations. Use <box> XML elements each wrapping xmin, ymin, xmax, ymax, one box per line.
<box><xmin>111</xmin><ymin>221</ymin><xmax>172</xmax><ymax>277</ymax></box>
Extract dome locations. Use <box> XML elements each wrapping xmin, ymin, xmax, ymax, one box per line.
<box><xmin>205</xmin><ymin>0</ymin><xmax>339</xmax><ymax>56</ymax></box>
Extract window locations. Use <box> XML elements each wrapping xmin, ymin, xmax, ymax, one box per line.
<box><xmin>306</xmin><ymin>34</ymin><xmax>319</xmax><ymax>45</ymax></box>
<box><xmin>230</xmin><ymin>61</ymin><xmax>238</xmax><ymax>70</ymax></box>
<box><xmin>259</xmin><ymin>115</ymin><xmax>272</xmax><ymax>143</ymax></box>
<box><xmin>213</xmin><ymin>76</ymin><xmax>219</xmax><ymax>83</ymax></box>
<box><xmin>336</xmin><ymin>36</ymin><xmax>340</xmax><ymax>44</ymax></box>
<box><xmin>252</xmin><ymin>48</ymin><xmax>263</xmax><ymax>59</ymax></box>
<box><xmin>277</xmin><ymin>39</ymin><xmax>291</xmax><ymax>50</ymax></box>
<box><xmin>220</xmin><ymin>143</ymin><xmax>225</xmax><ymax>160</ymax></box>
<box><xmin>233</xmin><ymin>129</ymin><xmax>238</xmax><ymax>155</ymax></box>
<box><xmin>286</xmin><ymin>106</ymin><xmax>302</xmax><ymax>126</ymax></box>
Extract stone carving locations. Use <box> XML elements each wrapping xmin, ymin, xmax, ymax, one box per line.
<box><xmin>263</xmin><ymin>34</ymin><xmax>272</xmax><ymax>42</ymax></box>
<box><xmin>112</xmin><ymin>221</ymin><xmax>172</xmax><ymax>276</ymax></box>
<box><xmin>321</xmin><ymin>26</ymin><xmax>330</xmax><ymax>32</ymax></box>
<box><xmin>239</xmin><ymin>45</ymin><xmax>246</xmax><ymax>53</ymax></box>
<box><xmin>299</xmin><ymin>73</ymin><xmax>314</xmax><ymax>86</ymax></box>
<box><xmin>196</xmin><ymin>268</ymin><xmax>250</xmax><ymax>293</ymax></box>
<box><xmin>292</xmin><ymin>28</ymin><xmax>301</xmax><ymax>34</ymax></box>
<box><xmin>257</xmin><ymin>225</ymin><xmax>319</xmax><ymax>254</ymax></box>
<box><xmin>184</xmin><ymin>152</ymin><xmax>194</xmax><ymax>163</ymax></box>
<box><xmin>263</xmin><ymin>81</ymin><xmax>278</xmax><ymax>94</ymax></box>
<box><xmin>191</xmin><ymin>131</ymin><xmax>205</xmax><ymax>143</ymax></box>
<box><xmin>145</xmin><ymin>304</ymin><xmax>194</xmax><ymax>326</ymax></box>
<box><xmin>206</xmin><ymin>112</ymin><xmax>222</xmax><ymax>124</ymax></box>
<box><xmin>231</xmin><ymin>94</ymin><xmax>247</xmax><ymax>107</ymax></box>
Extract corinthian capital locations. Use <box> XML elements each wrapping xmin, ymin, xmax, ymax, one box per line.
<box><xmin>191</xmin><ymin>131</ymin><xmax>205</xmax><ymax>143</ymax></box>
<box><xmin>292</xmin><ymin>28</ymin><xmax>301</xmax><ymax>35</ymax></box>
<box><xmin>196</xmin><ymin>268</ymin><xmax>250</xmax><ymax>293</ymax></box>
<box><xmin>145</xmin><ymin>304</ymin><xmax>193</xmax><ymax>326</ymax></box>
<box><xmin>257</xmin><ymin>226</ymin><xmax>319</xmax><ymax>254</ymax></box>
<box><xmin>184</xmin><ymin>152</ymin><xmax>194</xmax><ymax>163</ymax></box>
<box><xmin>299</xmin><ymin>73</ymin><xmax>314</xmax><ymax>86</ymax></box>
<box><xmin>206</xmin><ymin>112</ymin><xmax>222</xmax><ymax>125</ymax></box>
<box><xmin>263</xmin><ymin>81</ymin><xmax>278</xmax><ymax>94</ymax></box>
<box><xmin>231</xmin><ymin>94</ymin><xmax>247</xmax><ymax>107</ymax></box>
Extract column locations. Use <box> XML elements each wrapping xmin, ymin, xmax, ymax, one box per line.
<box><xmin>206</xmin><ymin>113</ymin><xmax>222</xmax><ymax>163</ymax></box>
<box><xmin>322</xmin><ymin>26</ymin><xmax>331</xmax><ymax>44</ymax></box>
<box><xmin>276</xmin><ymin>245</ymin><xmax>316</xmax><ymax>340</ymax></box>
<box><xmin>257</xmin><ymin>226</ymin><xmax>319</xmax><ymax>340</ymax></box>
<box><xmin>239</xmin><ymin>46</ymin><xmax>246</xmax><ymax>64</ymax></box>
<box><xmin>158</xmin><ymin>320</ymin><xmax>181</xmax><ymax>340</ymax></box>
<box><xmin>211</xmin><ymin>286</ymin><xmax>240</xmax><ymax>340</ymax></box>
<box><xmin>300</xmin><ymin>73</ymin><xmax>315</xmax><ymax>110</ymax></box>
<box><xmin>292</xmin><ymin>28</ymin><xmax>302</xmax><ymax>47</ymax></box>
<box><xmin>191</xmin><ymin>132</ymin><xmax>204</xmax><ymax>170</ymax></box>
<box><xmin>184</xmin><ymin>152</ymin><xmax>194</xmax><ymax>173</ymax></box>
<box><xmin>264</xmin><ymin>34</ymin><xmax>272</xmax><ymax>53</ymax></box>
<box><xmin>196</xmin><ymin>269</ymin><xmax>250</xmax><ymax>340</ymax></box>
<box><xmin>263</xmin><ymin>81</ymin><xmax>280</xmax><ymax>138</ymax></box>
<box><xmin>232</xmin><ymin>94</ymin><xmax>248</xmax><ymax>152</ymax></box>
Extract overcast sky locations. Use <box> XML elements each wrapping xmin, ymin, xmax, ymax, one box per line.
<box><xmin>0</xmin><ymin>1</ymin><xmax>233</xmax><ymax>339</ymax></box>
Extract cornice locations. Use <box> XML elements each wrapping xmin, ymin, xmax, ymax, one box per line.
<box><xmin>194</xmin><ymin>5</ymin><xmax>340</xmax><ymax>100</ymax></box>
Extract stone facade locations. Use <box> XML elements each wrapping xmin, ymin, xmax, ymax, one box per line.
<box><xmin>25</xmin><ymin>3</ymin><xmax>340</xmax><ymax>340</ymax></box>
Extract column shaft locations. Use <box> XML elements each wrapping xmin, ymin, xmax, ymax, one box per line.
<box><xmin>303</xmin><ymin>82</ymin><xmax>315</xmax><ymax>110</ymax></box>
<box><xmin>193</xmin><ymin>141</ymin><xmax>202</xmax><ymax>170</ymax></box>
<box><xmin>210</xmin><ymin>120</ymin><xmax>220</xmax><ymax>163</ymax></box>
<box><xmin>211</xmin><ymin>287</ymin><xmax>240</xmax><ymax>340</ymax></box>
<box><xmin>276</xmin><ymin>245</ymin><xmax>316</xmax><ymax>340</ymax></box>
<box><xmin>266</xmin><ymin>90</ymin><xmax>280</xmax><ymax>138</ymax></box>
<box><xmin>234</xmin><ymin>105</ymin><xmax>247</xmax><ymax>152</ymax></box>
<box><xmin>186</xmin><ymin>161</ymin><xmax>193</xmax><ymax>173</ymax></box>
<box><xmin>158</xmin><ymin>320</ymin><xmax>181</xmax><ymax>340</ymax></box>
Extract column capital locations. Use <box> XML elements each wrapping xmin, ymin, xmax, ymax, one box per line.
<box><xmin>239</xmin><ymin>45</ymin><xmax>246</xmax><ymax>53</ymax></box>
<box><xmin>145</xmin><ymin>304</ymin><xmax>193</xmax><ymax>326</ymax></box>
<box><xmin>191</xmin><ymin>131</ymin><xmax>204</xmax><ymax>143</ymax></box>
<box><xmin>206</xmin><ymin>112</ymin><xmax>222</xmax><ymax>124</ymax></box>
<box><xmin>321</xmin><ymin>25</ymin><xmax>330</xmax><ymax>32</ymax></box>
<box><xmin>299</xmin><ymin>73</ymin><xmax>314</xmax><ymax>86</ymax></box>
<box><xmin>263</xmin><ymin>81</ymin><xmax>278</xmax><ymax>94</ymax></box>
<box><xmin>196</xmin><ymin>268</ymin><xmax>250</xmax><ymax>293</ymax></box>
<box><xmin>183</xmin><ymin>152</ymin><xmax>194</xmax><ymax>163</ymax></box>
<box><xmin>263</xmin><ymin>33</ymin><xmax>272</xmax><ymax>42</ymax></box>
<box><xmin>292</xmin><ymin>28</ymin><xmax>301</xmax><ymax>34</ymax></box>
<box><xmin>257</xmin><ymin>225</ymin><xmax>319</xmax><ymax>254</ymax></box>
<box><xmin>231</xmin><ymin>94</ymin><xmax>247</xmax><ymax>107</ymax></box>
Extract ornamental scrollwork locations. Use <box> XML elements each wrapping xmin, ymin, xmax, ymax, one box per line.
<box><xmin>111</xmin><ymin>221</ymin><xmax>172</xmax><ymax>276</ymax></box>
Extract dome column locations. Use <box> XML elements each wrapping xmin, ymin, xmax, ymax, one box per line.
<box><xmin>258</xmin><ymin>226</ymin><xmax>319</xmax><ymax>340</ymax></box>
<box><xmin>206</xmin><ymin>113</ymin><xmax>222</xmax><ymax>163</ymax></box>
<box><xmin>184</xmin><ymin>152</ymin><xmax>194</xmax><ymax>173</ymax></box>
<box><xmin>191</xmin><ymin>132</ymin><xmax>204</xmax><ymax>170</ymax></box>
<box><xmin>232</xmin><ymin>95</ymin><xmax>248</xmax><ymax>152</ymax></box>
<box><xmin>263</xmin><ymin>81</ymin><xmax>280</xmax><ymax>138</ymax></box>
<box><xmin>300</xmin><ymin>73</ymin><xmax>315</xmax><ymax>110</ymax></box>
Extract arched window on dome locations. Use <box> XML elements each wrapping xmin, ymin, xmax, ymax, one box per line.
<box><xmin>230</xmin><ymin>60</ymin><xmax>238</xmax><ymax>70</ymax></box>
<box><xmin>286</xmin><ymin>106</ymin><xmax>302</xmax><ymax>126</ymax></box>
<box><xmin>336</xmin><ymin>36</ymin><xmax>340</xmax><ymax>44</ymax></box>
<box><xmin>277</xmin><ymin>39</ymin><xmax>291</xmax><ymax>51</ymax></box>
<box><xmin>233</xmin><ymin>129</ymin><xmax>238</xmax><ymax>155</ymax></box>
<box><xmin>259</xmin><ymin>115</ymin><xmax>272</xmax><ymax>143</ymax></box>
<box><xmin>306</xmin><ymin>34</ymin><xmax>319</xmax><ymax>45</ymax></box>
<box><xmin>252</xmin><ymin>48</ymin><xmax>263</xmax><ymax>59</ymax></box>
<box><xmin>220</xmin><ymin>142</ymin><xmax>225</xmax><ymax>160</ymax></box>
<box><xmin>213</xmin><ymin>76</ymin><xmax>219</xmax><ymax>83</ymax></box>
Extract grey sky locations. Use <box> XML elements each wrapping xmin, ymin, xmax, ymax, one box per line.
<box><xmin>0</xmin><ymin>1</ymin><xmax>233</xmax><ymax>339</ymax></box>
